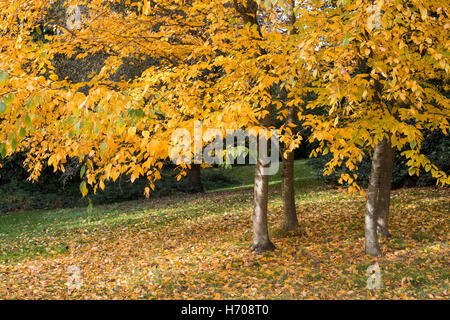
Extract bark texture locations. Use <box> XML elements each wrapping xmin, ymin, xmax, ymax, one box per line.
<box><xmin>365</xmin><ymin>140</ymin><xmax>385</xmax><ymax>256</ymax></box>
<box><xmin>377</xmin><ymin>139</ymin><xmax>394</xmax><ymax>237</ymax></box>
<box><xmin>252</xmin><ymin>156</ymin><xmax>276</xmax><ymax>253</ymax></box>
<box><xmin>251</xmin><ymin>102</ymin><xmax>275</xmax><ymax>252</ymax></box>
<box><xmin>282</xmin><ymin>106</ymin><xmax>299</xmax><ymax>231</ymax></box>
<box><xmin>188</xmin><ymin>164</ymin><xmax>204</xmax><ymax>193</ymax></box>
<box><xmin>365</xmin><ymin>138</ymin><xmax>393</xmax><ymax>256</ymax></box>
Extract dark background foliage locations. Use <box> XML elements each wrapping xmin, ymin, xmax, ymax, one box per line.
<box><xmin>2</xmin><ymin>129</ymin><xmax>446</xmax><ymax>213</ymax></box>
<box><xmin>0</xmin><ymin>155</ymin><xmax>239</xmax><ymax>213</ymax></box>
<box><xmin>307</xmin><ymin>130</ymin><xmax>450</xmax><ymax>189</ymax></box>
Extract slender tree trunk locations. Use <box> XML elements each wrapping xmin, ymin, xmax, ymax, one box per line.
<box><xmin>251</xmin><ymin>100</ymin><xmax>275</xmax><ymax>252</ymax></box>
<box><xmin>282</xmin><ymin>107</ymin><xmax>299</xmax><ymax>231</ymax></box>
<box><xmin>365</xmin><ymin>139</ymin><xmax>387</xmax><ymax>256</ymax></box>
<box><xmin>251</xmin><ymin>156</ymin><xmax>276</xmax><ymax>253</ymax></box>
<box><xmin>188</xmin><ymin>164</ymin><xmax>204</xmax><ymax>193</ymax></box>
<box><xmin>377</xmin><ymin>139</ymin><xmax>394</xmax><ymax>237</ymax></box>
<box><xmin>281</xmin><ymin>0</ymin><xmax>299</xmax><ymax>232</ymax></box>
<box><xmin>233</xmin><ymin>0</ymin><xmax>275</xmax><ymax>253</ymax></box>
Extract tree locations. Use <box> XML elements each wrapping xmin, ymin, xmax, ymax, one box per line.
<box><xmin>3</xmin><ymin>0</ymin><xmax>446</xmax><ymax>258</ymax></box>
<box><xmin>0</xmin><ymin>0</ymin><xmax>302</xmax><ymax>252</ymax></box>
<box><xmin>232</xmin><ymin>0</ymin><xmax>308</xmax><ymax>249</ymax></box>
<box><xmin>233</xmin><ymin>0</ymin><xmax>276</xmax><ymax>252</ymax></box>
<box><xmin>281</xmin><ymin>0</ymin><xmax>300</xmax><ymax>232</ymax></box>
<box><xmin>294</xmin><ymin>0</ymin><xmax>449</xmax><ymax>256</ymax></box>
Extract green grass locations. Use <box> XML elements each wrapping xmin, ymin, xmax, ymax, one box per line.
<box><xmin>0</xmin><ymin>160</ymin><xmax>448</xmax><ymax>299</ymax></box>
<box><xmin>207</xmin><ymin>159</ymin><xmax>320</xmax><ymax>192</ymax></box>
<box><xmin>0</xmin><ymin>160</ymin><xmax>318</xmax><ymax>263</ymax></box>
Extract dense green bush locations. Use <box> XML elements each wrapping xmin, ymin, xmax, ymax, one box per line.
<box><xmin>307</xmin><ymin>130</ymin><xmax>449</xmax><ymax>189</ymax></box>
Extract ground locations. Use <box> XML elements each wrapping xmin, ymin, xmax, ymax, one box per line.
<box><xmin>0</xmin><ymin>160</ymin><xmax>448</xmax><ymax>299</ymax></box>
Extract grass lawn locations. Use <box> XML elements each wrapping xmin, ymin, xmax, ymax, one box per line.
<box><xmin>0</xmin><ymin>160</ymin><xmax>448</xmax><ymax>299</ymax></box>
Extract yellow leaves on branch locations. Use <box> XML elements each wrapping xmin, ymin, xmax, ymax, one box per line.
<box><xmin>0</xmin><ymin>0</ymin><xmax>448</xmax><ymax>196</ymax></box>
<box><xmin>294</xmin><ymin>0</ymin><xmax>449</xmax><ymax>191</ymax></box>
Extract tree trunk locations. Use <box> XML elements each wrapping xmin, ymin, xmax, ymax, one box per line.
<box><xmin>188</xmin><ymin>164</ymin><xmax>204</xmax><ymax>193</ymax></box>
<box><xmin>232</xmin><ymin>0</ymin><xmax>275</xmax><ymax>252</ymax></box>
<box><xmin>251</xmin><ymin>156</ymin><xmax>276</xmax><ymax>253</ymax></box>
<box><xmin>377</xmin><ymin>139</ymin><xmax>394</xmax><ymax>237</ymax></box>
<box><xmin>282</xmin><ymin>107</ymin><xmax>299</xmax><ymax>231</ymax></box>
<box><xmin>281</xmin><ymin>0</ymin><xmax>299</xmax><ymax>232</ymax></box>
<box><xmin>365</xmin><ymin>139</ymin><xmax>388</xmax><ymax>256</ymax></box>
